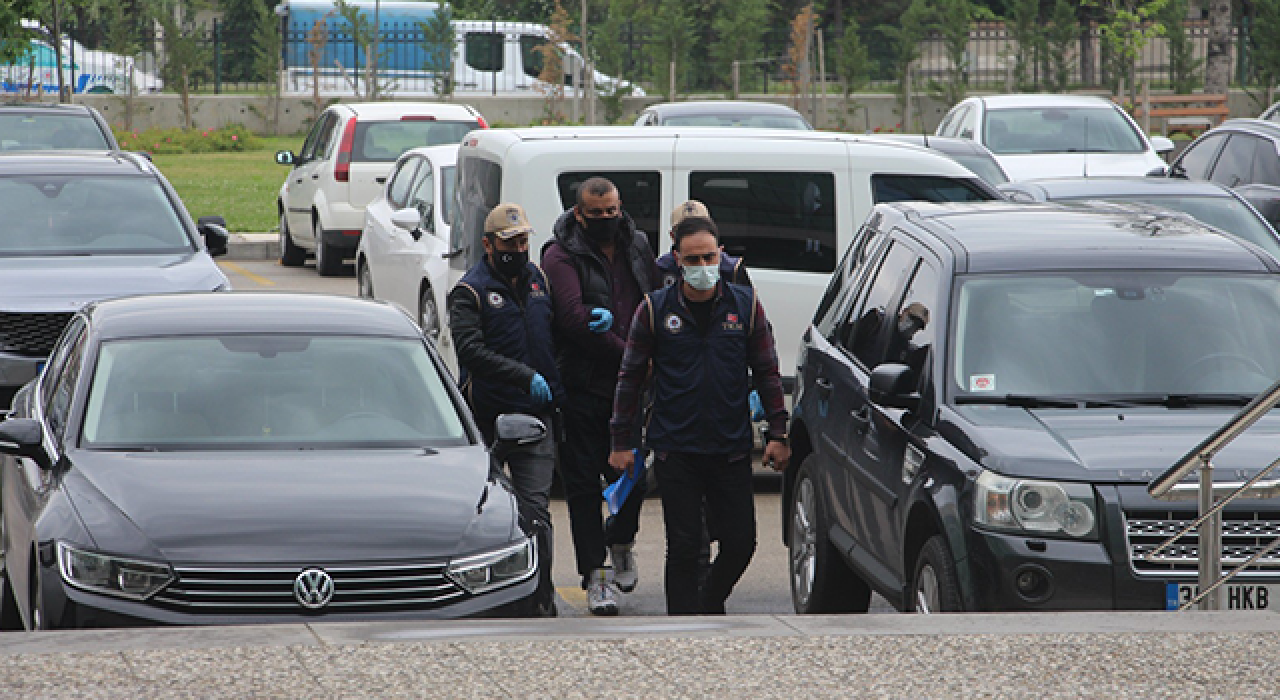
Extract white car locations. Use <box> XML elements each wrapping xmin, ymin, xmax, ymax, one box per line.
<box><xmin>275</xmin><ymin>101</ymin><xmax>485</xmax><ymax>276</ymax></box>
<box><xmin>936</xmin><ymin>94</ymin><xmax>1175</xmax><ymax>181</ymax></box>
<box><xmin>357</xmin><ymin>144</ymin><xmax>459</xmax><ymax>374</ymax></box>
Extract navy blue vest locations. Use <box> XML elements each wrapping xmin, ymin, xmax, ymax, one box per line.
<box><xmin>457</xmin><ymin>260</ymin><xmax>562</xmax><ymax>430</ymax></box>
<box><xmin>645</xmin><ymin>282</ymin><xmax>757</xmax><ymax>454</ymax></box>
<box><xmin>655</xmin><ymin>251</ymin><xmax>746</xmax><ymax>289</ymax></box>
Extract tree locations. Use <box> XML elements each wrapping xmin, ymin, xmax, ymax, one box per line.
<box><xmin>1087</xmin><ymin>0</ymin><xmax>1168</xmax><ymax>100</ymax></box>
<box><xmin>1044</xmin><ymin>0</ymin><xmax>1078</xmax><ymax>92</ymax></box>
<box><xmin>878</xmin><ymin>0</ymin><xmax>931</xmax><ymax>119</ymax></box>
<box><xmin>533</xmin><ymin>0</ymin><xmax>573</xmax><ymax>123</ymax></box>
<box><xmin>1251</xmin><ymin>0</ymin><xmax>1280</xmax><ymax>105</ymax></box>
<box><xmin>647</xmin><ymin>0</ymin><xmax>695</xmax><ymax>100</ymax></box>
<box><xmin>930</xmin><ymin>0</ymin><xmax>972</xmax><ymax>105</ymax></box>
<box><xmin>28</xmin><ymin>0</ymin><xmax>101</xmax><ymax>102</ymax></box>
<box><xmin>156</xmin><ymin>2</ymin><xmax>212</xmax><ymax>128</ymax></box>
<box><xmin>1159</xmin><ymin>0</ymin><xmax>1201</xmax><ymax>94</ymax></box>
<box><xmin>334</xmin><ymin>0</ymin><xmax>387</xmax><ymax>100</ymax></box>
<box><xmin>252</xmin><ymin>0</ymin><xmax>282</xmax><ymax>133</ymax></box>
<box><xmin>0</xmin><ymin>1</ymin><xmax>39</xmax><ymax>65</ymax></box>
<box><xmin>1204</xmin><ymin>0</ymin><xmax>1232</xmax><ymax>94</ymax></box>
<box><xmin>1004</xmin><ymin>0</ymin><xmax>1042</xmax><ymax>91</ymax></box>
<box><xmin>419</xmin><ymin>4</ymin><xmax>455</xmax><ymax>98</ymax></box>
<box><xmin>218</xmin><ymin>0</ymin><xmax>261</xmax><ymax>83</ymax></box>
<box><xmin>709</xmin><ymin>0</ymin><xmax>769</xmax><ymax>94</ymax></box>
<box><xmin>784</xmin><ymin>4</ymin><xmax>816</xmax><ymax>112</ymax></box>
<box><xmin>834</xmin><ymin>14</ymin><xmax>872</xmax><ymax>100</ymax></box>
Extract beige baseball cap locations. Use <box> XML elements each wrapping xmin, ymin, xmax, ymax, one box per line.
<box><xmin>484</xmin><ymin>202</ymin><xmax>534</xmax><ymax>238</ymax></box>
<box><xmin>670</xmin><ymin>199</ymin><xmax>710</xmax><ymax>228</ymax></box>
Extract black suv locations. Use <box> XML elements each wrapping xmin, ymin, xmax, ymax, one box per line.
<box><xmin>785</xmin><ymin>200</ymin><xmax>1280</xmax><ymax>613</ymax></box>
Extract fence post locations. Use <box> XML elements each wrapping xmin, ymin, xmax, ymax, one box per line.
<box><xmin>817</xmin><ymin>29</ymin><xmax>826</xmax><ymax>130</ymax></box>
<box><xmin>732</xmin><ymin>60</ymin><xmax>740</xmax><ymax>99</ymax></box>
<box><xmin>1141</xmin><ymin>78</ymin><xmax>1151</xmax><ymax>135</ymax></box>
<box><xmin>669</xmin><ymin>61</ymin><xmax>676</xmax><ymax>101</ymax></box>
<box><xmin>213</xmin><ymin>19</ymin><xmax>222</xmax><ymax>95</ymax></box>
<box><xmin>904</xmin><ymin>64</ymin><xmax>914</xmax><ymax>134</ymax></box>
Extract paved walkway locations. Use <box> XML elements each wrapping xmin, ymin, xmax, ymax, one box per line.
<box><xmin>1</xmin><ymin>612</ymin><xmax>1277</xmax><ymax>698</ymax></box>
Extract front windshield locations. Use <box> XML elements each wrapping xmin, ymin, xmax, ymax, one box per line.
<box><xmin>0</xmin><ymin>175</ymin><xmax>192</xmax><ymax>256</ymax></box>
<box><xmin>983</xmin><ymin>107</ymin><xmax>1144</xmax><ymax>155</ymax></box>
<box><xmin>952</xmin><ymin>272</ymin><xmax>1280</xmax><ymax>398</ymax></box>
<box><xmin>1064</xmin><ymin>194</ymin><xmax>1280</xmax><ymax>259</ymax></box>
<box><xmin>82</xmin><ymin>335</ymin><xmax>468</xmax><ymax>448</ymax></box>
<box><xmin>441</xmin><ymin>165</ymin><xmax>456</xmax><ymax>225</ymax></box>
<box><xmin>0</xmin><ymin>113</ymin><xmax>110</xmax><ymax>150</ymax></box>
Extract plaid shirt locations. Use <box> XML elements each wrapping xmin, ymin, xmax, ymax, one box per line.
<box><xmin>610</xmin><ymin>284</ymin><xmax>788</xmax><ymax>451</ymax></box>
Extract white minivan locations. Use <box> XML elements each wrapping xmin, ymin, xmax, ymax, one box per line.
<box><xmin>451</xmin><ymin>127</ymin><xmax>1001</xmax><ymax>382</ymax></box>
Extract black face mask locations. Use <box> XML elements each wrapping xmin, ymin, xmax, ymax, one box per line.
<box><xmin>492</xmin><ymin>249</ymin><xmax>529</xmax><ymax>279</ymax></box>
<box><xmin>583</xmin><ymin>215</ymin><xmax>621</xmax><ymax>243</ymax></box>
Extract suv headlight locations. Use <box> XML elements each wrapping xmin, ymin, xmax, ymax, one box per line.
<box><xmin>57</xmin><ymin>542</ymin><xmax>174</xmax><ymax>600</ymax></box>
<box><xmin>973</xmin><ymin>471</ymin><xmax>1099</xmax><ymax>540</ymax></box>
<box><xmin>446</xmin><ymin>538</ymin><xmax>536</xmax><ymax>594</ymax></box>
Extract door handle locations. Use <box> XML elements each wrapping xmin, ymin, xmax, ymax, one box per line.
<box><xmin>311</xmin><ymin>174</ymin><xmax>320</xmax><ymax>180</ymax></box>
<box><xmin>443</xmin><ymin>247</ymin><xmax>465</xmax><ymax>259</ymax></box>
<box><xmin>375</xmin><ymin>176</ymin><xmax>387</xmax><ymax>184</ymax></box>
<box><xmin>294</xmin><ymin>178</ymin><xmax>302</xmax><ymax>184</ymax></box>
<box><xmin>850</xmin><ymin>405</ymin><xmax>872</xmax><ymax>432</ymax></box>
<box><xmin>815</xmin><ymin>377</ymin><xmax>833</xmax><ymax>396</ymax></box>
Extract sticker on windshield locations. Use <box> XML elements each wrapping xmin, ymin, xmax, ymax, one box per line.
<box><xmin>970</xmin><ymin>374</ymin><xmax>996</xmax><ymax>392</ymax></box>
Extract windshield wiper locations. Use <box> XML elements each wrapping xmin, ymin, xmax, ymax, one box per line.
<box><xmin>1095</xmin><ymin>394</ymin><xmax>1256</xmax><ymax>408</ymax></box>
<box><xmin>955</xmin><ymin>394</ymin><xmax>1084</xmax><ymax>408</ymax></box>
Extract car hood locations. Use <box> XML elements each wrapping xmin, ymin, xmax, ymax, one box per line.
<box><xmin>62</xmin><ymin>446</ymin><xmax>518</xmax><ymax>564</ymax></box>
<box><xmin>994</xmin><ymin>152</ymin><xmax>1165</xmax><ymax>181</ymax></box>
<box><xmin>944</xmin><ymin>405</ymin><xmax>1280</xmax><ymax>484</ymax></box>
<box><xmin>0</xmin><ymin>253</ymin><xmax>227</xmax><ymax>311</ymax></box>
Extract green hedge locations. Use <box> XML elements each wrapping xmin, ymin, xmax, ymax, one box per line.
<box><xmin>113</xmin><ymin>124</ymin><xmax>262</xmax><ymax>154</ymax></box>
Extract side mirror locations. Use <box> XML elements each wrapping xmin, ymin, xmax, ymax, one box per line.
<box><xmin>490</xmin><ymin>413</ymin><xmax>547</xmax><ymax>458</ymax></box>
<box><xmin>1237</xmin><ymin>184</ymin><xmax>1280</xmax><ymax>231</ymax></box>
<box><xmin>132</xmin><ymin>150</ymin><xmax>153</xmax><ymax>162</ymax></box>
<box><xmin>275</xmin><ymin>150</ymin><xmax>295</xmax><ymax>166</ymax></box>
<box><xmin>197</xmin><ymin>216</ymin><xmax>230</xmax><ymax>257</ymax></box>
<box><xmin>0</xmin><ymin>418</ymin><xmax>53</xmax><ymax>470</ymax></box>
<box><xmin>869</xmin><ymin>363</ymin><xmax>920</xmax><ymax>411</ymax></box>
<box><xmin>391</xmin><ymin>207</ymin><xmax>423</xmax><ymax>241</ymax></box>
<box><xmin>1145</xmin><ymin>165</ymin><xmax>1168</xmax><ymax>177</ymax></box>
<box><xmin>1151</xmin><ymin>136</ymin><xmax>1176</xmax><ymax>155</ymax></box>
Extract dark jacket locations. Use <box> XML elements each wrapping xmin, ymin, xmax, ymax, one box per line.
<box><xmin>655</xmin><ymin>251</ymin><xmax>751</xmax><ymax>289</ymax></box>
<box><xmin>542</xmin><ymin>209</ymin><xmax>657</xmax><ymax>398</ymax></box>
<box><xmin>448</xmin><ymin>258</ymin><xmax>562</xmax><ymax>442</ymax></box>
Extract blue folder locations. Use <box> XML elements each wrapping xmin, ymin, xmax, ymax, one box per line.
<box><xmin>603</xmin><ymin>449</ymin><xmax>646</xmax><ymax>515</ymax></box>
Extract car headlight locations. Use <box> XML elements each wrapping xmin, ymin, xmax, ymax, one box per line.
<box><xmin>973</xmin><ymin>471</ymin><xmax>1098</xmax><ymax>540</ymax></box>
<box><xmin>57</xmin><ymin>542</ymin><xmax>174</xmax><ymax>600</ymax></box>
<box><xmin>446</xmin><ymin>538</ymin><xmax>536</xmax><ymax>594</ymax></box>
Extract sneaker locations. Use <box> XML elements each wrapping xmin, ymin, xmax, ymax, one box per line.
<box><xmin>586</xmin><ymin>568</ymin><xmax>618</xmax><ymax>616</ymax></box>
<box><xmin>610</xmin><ymin>544</ymin><xmax>638</xmax><ymax>593</ymax></box>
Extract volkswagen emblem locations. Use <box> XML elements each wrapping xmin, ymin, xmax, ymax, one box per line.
<box><xmin>293</xmin><ymin>568</ymin><xmax>334</xmax><ymax>609</ymax></box>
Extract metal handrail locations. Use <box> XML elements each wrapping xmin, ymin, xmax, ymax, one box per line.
<box><xmin>1147</xmin><ymin>376</ymin><xmax>1280</xmax><ymax>610</ymax></box>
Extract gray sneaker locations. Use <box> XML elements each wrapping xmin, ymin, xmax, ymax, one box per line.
<box><xmin>586</xmin><ymin>568</ymin><xmax>618</xmax><ymax>616</ymax></box>
<box><xmin>610</xmin><ymin>544</ymin><xmax>638</xmax><ymax>593</ymax></box>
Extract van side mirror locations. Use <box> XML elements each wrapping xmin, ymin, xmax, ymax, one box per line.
<box><xmin>0</xmin><ymin>418</ymin><xmax>53</xmax><ymax>470</ymax></box>
<box><xmin>1150</xmin><ymin>136</ymin><xmax>1176</xmax><ymax>155</ymax></box>
<box><xmin>1237</xmin><ymin>184</ymin><xmax>1280</xmax><ymax>231</ymax></box>
<box><xmin>275</xmin><ymin>150</ymin><xmax>295</xmax><ymax>166</ymax></box>
<box><xmin>197</xmin><ymin>216</ymin><xmax>230</xmax><ymax>257</ymax></box>
<box><xmin>869</xmin><ymin>363</ymin><xmax>920</xmax><ymax>411</ymax></box>
<box><xmin>490</xmin><ymin>413</ymin><xmax>547</xmax><ymax>459</ymax></box>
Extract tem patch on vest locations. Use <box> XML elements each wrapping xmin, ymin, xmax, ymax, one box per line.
<box><xmin>664</xmin><ymin>313</ymin><xmax>683</xmax><ymax>333</ymax></box>
<box><xmin>970</xmin><ymin>374</ymin><xmax>996</xmax><ymax>392</ymax></box>
<box><xmin>487</xmin><ymin>291</ymin><xmax>505</xmax><ymax>308</ymax></box>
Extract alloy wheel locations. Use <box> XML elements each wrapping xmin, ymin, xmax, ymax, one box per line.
<box><xmin>790</xmin><ymin>477</ymin><xmax>818</xmax><ymax>608</ymax></box>
<box><xmin>915</xmin><ymin>564</ymin><xmax>939</xmax><ymax>614</ymax></box>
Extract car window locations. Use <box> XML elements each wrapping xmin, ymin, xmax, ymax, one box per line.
<box><xmin>408</xmin><ymin>164</ymin><xmax>436</xmax><ymax>224</ymax></box>
<box><xmin>841</xmin><ymin>240</ymin><xmax>916</xmax><ymax>368</ymax></box>
<box><xmin>936</xmin><ymin>109</ymin><xmax>959</xmax><ymax>137</ymax></box>
<box><xmin>0</xmin><ymin>113</ymin><xmax>110</xmax><ymax>150</ymax></box>
<box><xmin>39</xmin><ymin>316</ymin><xmax>86</xmax><ymax>413</ymax></box>
<box><xmin>887</xmin><ymin>257</ymin><xmax>940</xmax><ymax>386</ymax></box>
<box><xmin>454</xmin><ymin>156</ymin><xmax>502</xmax><ymax>271</ymax></box>
<box><xmin>353</xmin><ymin>121</ymin><xmax>479</xmax><ymax>163</ymax></box>
<box><xmin>873</xmin><ymin>174</ymin><xmax>994</xmax><ymax>204</ymax></box>
<box><xmin>307</xmin><ymin>113</ymin><xmax>340</xmax><ymax>162</ymax></box>
<box><xmin>82</xmin><ymin>335</ymin><xmax>469</xmax><ymax>448</ymax></box>
<box><xmin>1253</xmin><ymin>142</ymin><xmax>1280</xmax><ymax>187</ymax></box>
<box><xmin>983</xmin><ymin>106</ymin><xmax>1143</xmax><ymax>155</ymax></box>
<box><xmin>440</xmin><ymin>165</ymin><xmax>456</xmax><ymax>225</ymax></box>
<box><xmin>956</xmin><ymin>106</ymin><xmax>977</xmax><ymax>139</ymax></box>
<box><xmin>520</xmin><ymin>35</ymin><xmax>548</xmax><ymax>79</ymax></box>
<box><xmin>1174</xmin><ymin>132</ymin><xmax>1228</xmax><ymax>180</ymax></box>
<box><xmin>465</xmin><ymin>32</ymin><xmax>504</xmax><ymax>72</ymax></box>
<box><xmin>814</xmin><ymin>228</ymin><xmax>865</xmax><ymax>330</ymax></box>
<box><xmin>663</xmin><ymin>115</ymin><xmax>810</xmax><ymax>129</ymax></box>
<box><xmin>386</xmin><ymin>157</ymin><xmax>420</xmax><ymax>210</ymax></box>
<box><xmin>1072</xmin><ymin>194</ymin><xmax>1280</xmax><ymax>260</ymax></box>
<box><xmin>0</xmin><ymin>175</ymin><xmax>194</xmax><ymax>255</ymax></box>
<box><xmin>298</xmin><ymin>112</ymin><xmax>330</xmax><ymax>161</ymax></box>
<box><xmin>557</xmin><ymin>171</ymin><xmax>662</xmax><ymax>252</ymax></box>
<box><xmin>1210</xmin><ymin>134</ymin><xmax>1262</xmax><ymax>188</ymax></box>
<box><xmin>47</xmin><ymin>329</ymin><xmax>87</xmax><ymax>442</ymax></box>
<box><xmin>689</xmin><ymin>171</ymin><xmax>836</xmax><ymax>273</ymax></box>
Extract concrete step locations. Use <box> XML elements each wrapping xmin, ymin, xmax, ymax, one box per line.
<box><xmin>225</xmin><ymin>232</ymin><xmax>279</xmax><ymax>261</ymax></box>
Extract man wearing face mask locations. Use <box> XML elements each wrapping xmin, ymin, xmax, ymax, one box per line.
<box><xmin>542</xmin><ymin>176</ymin><xmax>658</xmax><ymax>616</ymax></box>
<box><xmin>448</xmin><ymin>202</ymin><xmax>561</xmax><ymax>617</ymax></box>
<box><xmin>609</xmin><ymin>215</ymin><xmax>790</xmax><ymax>615</ymax></box>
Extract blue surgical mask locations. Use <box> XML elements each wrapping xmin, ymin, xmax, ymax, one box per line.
<box><xmin>682</xmin><ymin>263</ymin><xmax>720</xmax><ymax>291</ymax></box>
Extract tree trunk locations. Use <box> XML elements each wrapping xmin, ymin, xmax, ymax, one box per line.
<box><xmin>1079</xmin><ymin>27</ymin><xmax>1094</xmax><ymax>87</ymax></box>
<box><xmin>1205</xmin><ymin>0</ymin><xmax>1233</xmax><ymax>94</ymax></box>
<box><xmin>51</xmin><ymin>0</ymin><xmax>69</xmax><ymax>103</ymax></box>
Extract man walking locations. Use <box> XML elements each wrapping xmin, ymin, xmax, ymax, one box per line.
<box><xmin>448</xmin><ymin>202</ymin><xmax>561</xmax><ymax>616</ymax></box>
<box><xmin>655</xmin><ymin>200</ymin><xmax>750</xmax><ymax>289</ymax></box>
<box><xmin>543</xmin><ymin>176</ymin><xmax>658</xmax><ymax>616</ymax></box>
<box><xmin>609</xmin><ymin>215</ymin><xmax>790</xmax><ymax>615</ymax></box>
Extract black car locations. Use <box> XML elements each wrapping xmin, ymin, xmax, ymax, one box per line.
<box><xmin>0</xmin><ymin>102</ymin><xmax>118</xmax><ymax>150</ymax></box>
<box><xmin>1167</xmin><ymin>118</ymin><xmax>1280</xmax><ymax>230</ymax></box>
<box><xmin>786</xmin><ymin>200</ymin><xmax>1280</xmax><ymax>614</ymax></box>
<box><xmin>999</xmin><ymin>176</ymin><xmax>1280</xmax><ymax>260</ymax></box>
<box><xmin>0</xmin><ymin>293</ymin><xmax>543</xmax><ymax>629</ymax></box>
<box><xmin>633</xmin><ymin>101</ymin><xmax>812</xmax><ymax>129</ymax></box>
<box><xmin>874</xmin><ymin>134</ymin><xmax>1010</xmax><ymax>187</ymax></box>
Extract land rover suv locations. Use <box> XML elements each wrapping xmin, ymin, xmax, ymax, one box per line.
<box><xmin>785</xmin><ymin>200</ymin><xmax>1280</xmax><ymax>613</ymax></box>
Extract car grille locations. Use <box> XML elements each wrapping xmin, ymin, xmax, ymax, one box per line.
<box><xmin>1125</xmin><ymin>511</ymin><xmax>1280</xmax><ymax>578</ymax></box>
<box><xmin>0</xmin><ymin>312</ymin><xmax>74</xmax><ymax>357</ymax></box>
<box><xmin>150</xmin><ymin>561</ymin><xmax>466</xmax><ymax>614</ymax></box>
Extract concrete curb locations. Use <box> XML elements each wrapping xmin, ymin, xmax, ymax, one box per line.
<box><xmin>225</xmin><ymin>232</ymin><xmax>279</xmax><ymax>261</ymax></box>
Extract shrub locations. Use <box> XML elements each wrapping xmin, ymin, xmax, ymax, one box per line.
<box><xmin>113</xmin><ymin>124</ymin><xmax>262</xmax><ymax>154</ymax></box>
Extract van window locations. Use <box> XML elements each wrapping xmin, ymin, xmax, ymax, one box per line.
<box><xmin>690</xmin><ymin>171</ymin><xmax>837</xmax><ymax>273</ymax></box>
<box><xmin>872</xmin><ymin>174</ymin><xmax>993</xmax><ymax>204</ymax></box>
<box><xmin>465</xmin><ymin>32</ymin><xmax>503</xmax><ymax>72</ymax></box>
<box><xmin>454</xmin><ymin>157</ymin><xmax>503</xmax><ymax>271</ymax></box>
<box><xmin>556</xmin><ymin>172</ymin><xmax>662</xmax><ymax>253</ymax></box>
<box><xmin>520</xmin><ymin>36</ymin><xmax>548</xmax><ymax>79</ymax></box>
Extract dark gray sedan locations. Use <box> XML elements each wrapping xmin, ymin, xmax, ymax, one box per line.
<box><xmin>0</xmin><ymin>293</ymin><xmax>543</xmax><ymax>629</ymax></box>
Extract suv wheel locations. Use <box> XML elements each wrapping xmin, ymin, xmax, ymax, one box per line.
<box><xmin>357</xmin><ymin>261</ymin><xmax>374</xmax><ymax>298</ymax></box>
<box><xmin>910</xmin><ymin>534</ymin><xmax>963</xmax><ymax>613</ymax></box>
<box><xmin>420</xmin><ymin>287</ymin><xmax>440</xmax><ymax>343</ymax></box>
<box><xmin>789</xmin><ymin>457</ymin><xmax>871</xmax><ymax>613</ymax></box>
<box><xmin>279</xmin><ymin>211</ymin><xmax>306</xmax><ymax>267</ymax></box>
<box><xmin>314</xmin><ymin>219</ymin><xmax>342</xmax><ymax>277</ymax></box>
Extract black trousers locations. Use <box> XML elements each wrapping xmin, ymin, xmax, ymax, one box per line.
<box><xmin>558</xmin><ymin>391</ymin><xmax>645</xmax><ymax>584</ymax></box>
<box><xmin>654</xmin><ymin>451</ymin><xmax>757</xmax><ymax>615</ymax></box>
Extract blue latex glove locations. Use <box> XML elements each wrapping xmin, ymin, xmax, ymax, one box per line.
<box><xmin>588</xmin><ymin>307</ymin><xmax>613</xmax><ymax>333</ymax></box>
<box><xmin>530</xmin><ymin>373</ymin><xmax>553</xmax><ymax>405</ymax></box>
<box><xmin>749</xmin><ymin>389</ymin><xmax>765</xmax><ymax>421</ymax></box>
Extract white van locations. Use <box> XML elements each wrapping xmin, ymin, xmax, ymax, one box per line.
<box><xmin>452</xmin><ymin>127</ymin><xmax>1001</xmax><ymax>383</ymax></box>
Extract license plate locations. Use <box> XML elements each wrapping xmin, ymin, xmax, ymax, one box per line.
<box><xmin>1166</xmin><ymin>582</ymin><xmax>1274</xmax><ymax>610</ymax></box>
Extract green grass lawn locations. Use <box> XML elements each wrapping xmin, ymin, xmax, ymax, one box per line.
<box><xmin>152</xmin><ymin>136</ymin><xmax>303</xmax><ymax>233</ymax></box>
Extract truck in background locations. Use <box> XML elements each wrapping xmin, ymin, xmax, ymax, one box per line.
<box><xmin>276</xmin><ymin>0</ymin><xmax>643</xmax><ymax>98</ymax></box>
